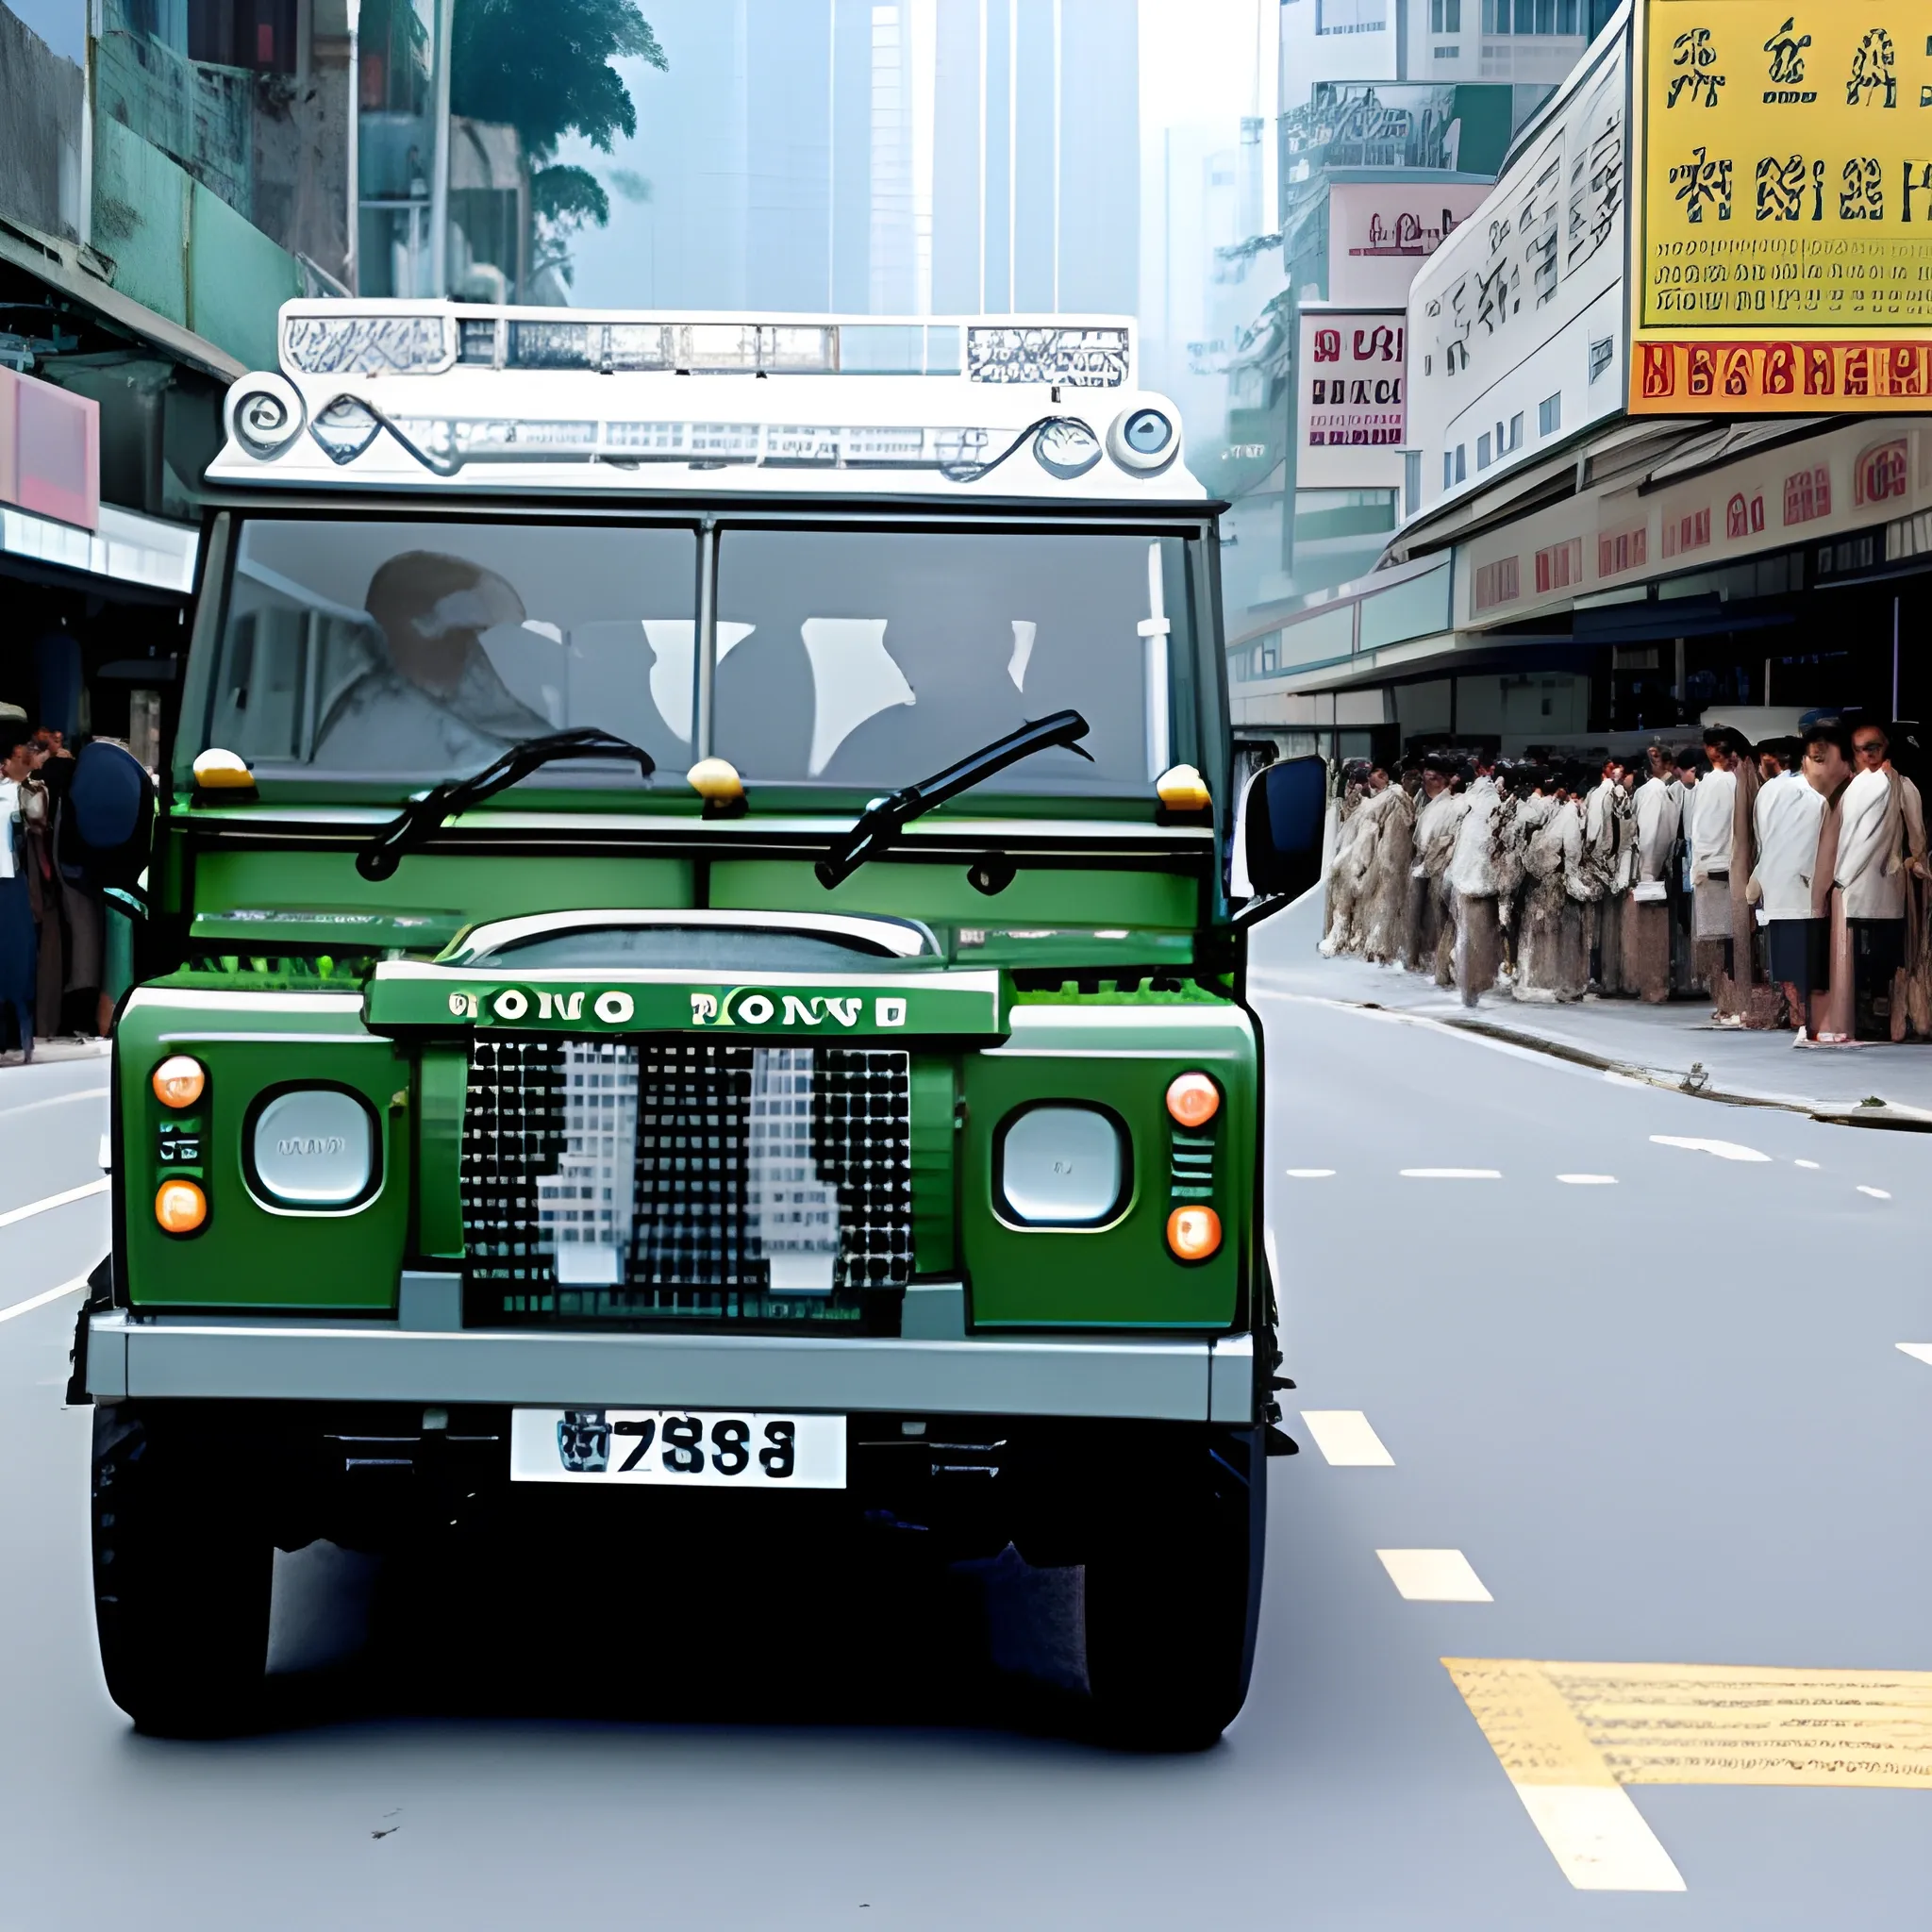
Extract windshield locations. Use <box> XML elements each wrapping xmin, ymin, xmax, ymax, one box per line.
<box><xmin>715</xmin><ymin>529</ymin><xmax>1188</xmax><ymax>794</ymax></box>
<box><xmin>208</xmin><ymin>520</ymin><xmax>698</xmax><ymax>784</ymax></box>
<box><xmin>206</xmin><ymin>520</ymin><xmax>1190</xmax><ymax>794</ymax></box>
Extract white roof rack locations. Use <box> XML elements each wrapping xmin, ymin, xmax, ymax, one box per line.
<box><xmin>208</xmin><ymin>300</ymin><xmax>1202</xmax><ymax>502</ymax></box>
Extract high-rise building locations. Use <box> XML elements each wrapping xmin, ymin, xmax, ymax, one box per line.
<box><xmin>930</xmin><ymin>0</ymin><xmax>1139</xmax><ymax>318</ymax></box>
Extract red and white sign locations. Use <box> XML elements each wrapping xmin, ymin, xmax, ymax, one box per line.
<box><xmin>0</xmin><ymin>369</ymin><xmax>99</xmax><ymax>531</ymax></box>
<box><xmin>1327</xmin><ymin>183</ymin><xmax>1491</xmax><ymax>308</ymax></box>
<box><xmin>1296</xmin><ymin>307</ymin><xmax>1407</xmax><ymax>491</ymax></box>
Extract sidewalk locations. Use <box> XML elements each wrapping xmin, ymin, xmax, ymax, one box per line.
<box><xmin>0</xmin><ymin>1038</ymin><xmax>112</xmax><ymax>1073</ymax></box>
<box><xmin>1248</xmin><ymin>892</ymin><xmax>1932</xmax><ymax>1127</ymax></box>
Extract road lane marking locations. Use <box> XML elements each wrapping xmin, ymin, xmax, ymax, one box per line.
<box><xmin>1556</xmin><ymin>1174</ymin><xmax>1617</xmax><ymax>1185</ymax></box>
<box><xmin>1284</xmin><ymin>1167</ymin><xmax>1335</xmax><ymax>1178</ymax></box>
<box><xmin>1649</xmin><ymin>1135</ymin><xmax>1771</xmax><ymax>1162</ymax></box>
<box><xmin>0</xmin><ymin>1086</ymin><xmax>109</xmax><ymax>1119</ymax></box>
<box><xmin>1377</xmin><ymin>1549</ymin><xmax>1491</xmax><ymax>1601</ymax></box>
<box><xmin>1794</xmin><ymin>1158</ymin><xmax>1821</xmax><ymax>1169</ymax></box>
<box><xmin>0</xmin><ymin>1178</ymin><xmax>109</xmax><ymax>1229</ymax></box>
<box><xmin>1399</xmin><ymin>1168</ymin><xmax>1502</xmax><ymax>1180</ymax></box>
<box><xmin>1300</xmin><ymin>1410</ymin><xmax>1393</xmax><ymax>1465</ymax></box>
<box><xmin>1443</xmin><ymin>1659</ymin><xmax>1685</xmax><ymax>1892</ymax></box>
<box><xmin>1897</xmin><ymin>1343</ymin><xmax>1932</xmax><ymax>1367</ymax></box>
<box><xmin>0</xmin><ymin>1274</ymin><xmax>90</xmax><ymax>1324</ymax></box>
<box><xmin>1857</xmin><ymin>1186</ymin><xmax>1891</xmax><ymax>1199</ymax></box>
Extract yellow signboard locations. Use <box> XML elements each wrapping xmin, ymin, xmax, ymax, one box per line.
<box><xmin>1630</xmin><ymin>1</ymin><xmax>1932</xmax><ymax>413</ymax></box>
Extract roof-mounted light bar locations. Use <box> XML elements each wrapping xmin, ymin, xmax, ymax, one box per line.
<box><xmin>278</xmin><ymin>307</ymin><xmax>1133</xmax><ymax>390</ymax></box>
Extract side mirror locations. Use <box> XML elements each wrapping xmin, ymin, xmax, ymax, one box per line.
<box><xmin>1242</xmin><ymin>755</ymin><xmax>1327</xmax><ymax>905</ymax></box>
<box><xmin>65</xmin><ymin>740</ymin><xmax>156</xmax><ymax>892</ymax></box>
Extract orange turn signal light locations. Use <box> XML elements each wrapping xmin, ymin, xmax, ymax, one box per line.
<box><xmin>1166</xmin><ymin>1204</ymin><xmax>1222</xmax><ymax>1261</ymax></box>
<box><xmin>1165</xmin><ymin>1071</ymin><xmax>1221</xmax><ymax>1128</ymax></box>
<box><xmin>152</xmin><ymin>1055</ymin><xmax>207</xmax><ymax>1109</ymax></box>
<box><xmin>155</xmin><ymin>1178</ymin><xmax>208</xmax><ymax>1236</ymax></box>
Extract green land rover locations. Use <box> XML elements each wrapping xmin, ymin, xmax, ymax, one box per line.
<box><xmin>73</xmin><ymin>303</ymin><xmax>1323</xmax><ymax>1747</ymax></box>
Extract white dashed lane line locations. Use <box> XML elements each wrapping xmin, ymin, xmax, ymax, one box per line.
<box><xmin>1557</xmin><ymin>1174</ymin><xmax>1618</xmax><ymax>1185</ymax></box>
<box><xmin>1898</xmin><ymin>1343</ymin><xmax>1932</xmax><ymax>1368</ymax></box>
<box><xmin>1301</xmin><ymin>1410</ymin><xmax>1394</xmax><ymax>1466</ymax></box>
<box><xmin>1285</xmin><ymin>1168</ymin><xmax>1336</xmax><ymax>1178</ymax></box>
<box><xmin>1648</xmin><ymin>1135</ymin><xmax>1771</xmax><ymax>1162</ymax></box>
<box><xmin>1376</xmin><ymin>1549</ymin><xmax>1492</xmax><ymax>1602</ymax></box>
<box><xmin>1795</xmin><ymin>1158</ymin><xmax>1821</xmax><ymax>1169</ymax></box>
<box><xmin>1857</xmin><ymin>1186</ymin><xmax>1892</xmax><ymax>1200</ymax></box>
<box><xmin>1399</xmin><ymin>1168</ymin><xmax>1503</xmax><ymax>1180</ymax></box>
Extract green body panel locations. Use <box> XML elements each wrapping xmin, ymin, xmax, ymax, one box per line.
<box><xmin>961</xmin><ymin>1007</ymin><xmax>1256</xmax><ymax>1329</ymax></box>
<box><xmin>118</xmin><ymin>992</ymin><xmax>408</xmax><ymax>1310</ymax></box>
<box><xmin>416</xmin><ymin>1048</ymin><xmax>467</xmax><ymax>1260</ymax></box>
<box><xmin>710</xmin><ymin>860</ymin><xmax>1197</xmax><ymax>931</ymax></box>
<box><xmin>185</xmin><ymin>848</ymin><xmax>697</xmax><ymax>925</ymax></box>
<box><xmin>908</xmin><ymin>1056</ymin><xmax>959</xmax><ymax>1275</ymax></box>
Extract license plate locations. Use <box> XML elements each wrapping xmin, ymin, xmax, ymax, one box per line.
<box><xmin>509</xmin><ymin>1407</ymin><xmax>846</xmax><ymax>1490</ymax></box>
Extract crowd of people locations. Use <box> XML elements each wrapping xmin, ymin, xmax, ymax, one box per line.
<box><xmin>0</xmin><ymin>720</ymin><xmax>121</xmax><ymax>1064</ymax></box>
<box><xmin>1319</xmin><ymin>717</ymin><xmax>1929</xmax><ymax>1043</ymax></box>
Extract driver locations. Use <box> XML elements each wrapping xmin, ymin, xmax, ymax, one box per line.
<box><xmin>312</xmin><ymin>551</ymin><xmax>554</xmax><ymax>769</ymax></box>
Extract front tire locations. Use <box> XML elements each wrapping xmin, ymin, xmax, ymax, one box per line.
<box><xmin>1080</xmin><ymin>1426</ymin><xmax>1265</xmax><ymax>1751</ymax></box>
<box><xmin>92</xmin><ymin>1406</ymin><xmax>274</xmax><ymax>1738</ymax></box>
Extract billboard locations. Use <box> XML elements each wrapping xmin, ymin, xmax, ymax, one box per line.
<box><xmin>1630</xmin><ymin>0</ymin><xmax>1932</xmax><ymax>413</ymax></box>
<box><xmin>1295</xmin><ymin>307</ymin><xmax>1407</xmax><ymax>490</ymax></box>
<box><xmin>1407</xmin><ymin>24</ymin><xmax>1627</xmax><ymax>511</ymax></box>
<box><xmin>1327</xmin><ymin>183</ymin><xmax>1494</xmax><ymax>308</ymax></box>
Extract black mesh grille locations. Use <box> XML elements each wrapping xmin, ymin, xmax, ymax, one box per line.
<box><xmin>459</xmin><ymin>1036</ymin><xmax>914</xmax><ymax>1328</ymax></box>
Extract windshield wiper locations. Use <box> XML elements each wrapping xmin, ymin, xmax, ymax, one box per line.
<box><xmin>815</xmin><ymin>710</ymin><xmax>1091</xmax><ymax>890</ymax></box>
<box><xmin>356</xmin><ymin>728</ymin><xmax>656</xmax><ymax>881</ymax></box>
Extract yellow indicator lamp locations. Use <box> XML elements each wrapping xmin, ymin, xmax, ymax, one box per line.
<box><xmin>1155</xmin><ymin>763</ymin><xmax>1210</xmax><ymax>812</ymax></box>
<box><xmin>1166</xmin><ymin>1204</ymin><xmax>1222</xmax><ymax>1261</ymax></box>
<box><xmin>151</xmin><ymin>1054</ymin><xmax>207</xmax><ymax>1108</ymax></box>
<box><xmin>155</xmin><ymin>1178</ymin><xmax>208</xmax><ymax>1236</ymax></box>
<box><xmin>687</xmin><ymin>757</ymin><xmax>747</xmax><ymax>818</ymax></box>
<box><xmin>1165</xmin><ymin>1070</ymin><xmax>1221</xmax><ymax>1129</ymax></box>
<box><xmin>192</xmin><ymin>747</ymin><xmax>256</xmax><ymax>790</ymax></box>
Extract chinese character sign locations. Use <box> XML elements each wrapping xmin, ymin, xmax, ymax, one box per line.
<box><xmin>1632</xmin><ymin>0</ymin><xmax>1932</xmax><ymax>413</ymax></box>
<box><xmin>1296</xmin><ymin>308</ymin><xmax>1407</xmax><ymax>489</ymax></box>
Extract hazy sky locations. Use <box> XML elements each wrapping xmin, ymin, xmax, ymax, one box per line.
<box><xmin>558</xmin><ymin>0</ymin><xmax>1274</xmax><ymax>314</ymax></box>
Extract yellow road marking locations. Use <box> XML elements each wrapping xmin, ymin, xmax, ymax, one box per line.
<box><xmin>1445</xmin><ymin>1658</ymin><xmax>1932</xmax><ymax>1892</ymax></box>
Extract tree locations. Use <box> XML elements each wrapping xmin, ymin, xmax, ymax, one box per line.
<box><xmin>451</xmin><ymin>0</ymin><xmax>665</xmax><ymax>281</ymax></box>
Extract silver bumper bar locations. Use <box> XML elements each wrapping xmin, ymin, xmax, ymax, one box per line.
<box><xmin>84</xmin><ymin>1310</ymin><xmax>1257</xmax><ymax>1424</ymax></box>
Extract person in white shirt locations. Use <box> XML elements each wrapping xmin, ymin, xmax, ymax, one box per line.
<box><xmin>1622</xmin><ymin>743</ymin><xmax>1683</xmax><ymax>1003</ymax></box>
<box><xmin>1689</xmin><ymin>734</ymin><xmax>1738</xmax><ymax>1009</ymax></box>
<box><xmin>1406</xmin><ymin>753</ymin><xmax>1470</xmax><ymax>982</ymax></box>
<box><xmin>1842</xmin><ymin>720</ymin><xmax>1909</xmax><ymax>1040</ymax></box>
<box><xmin>1448</xmin><ymin>753</ymin><xmax>1503</xmax><ymax>1004</ymax></box>
<box><xmin>1356</xmin><ymin>763</ymin><xmax>1417</xmax><ymax>965</ymax></box>
<box><xmin>1800</xmin><ymin>720</ymin><xmax>1858</xmax><ymax>1043</ymax></box>
<box><xmin>1749</xmin><ymin>741</ymin><xmax>1826</xmax><ymax>1025</ymax></box>
<box><xmin>0</xmin><ymin>730</ymin><xmax>39</xmax><ymax>1063</ymax></box>
<box><xmin>1580</xmin><ymin>755</ymin><xmax>1627</xmax><ymax>992</ymax></box>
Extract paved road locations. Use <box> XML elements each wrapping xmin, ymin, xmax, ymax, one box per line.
<box><xmin>0</xmin><ymin>969</ymin><xmax>1927</xmax><ymax>1928</ymax></box>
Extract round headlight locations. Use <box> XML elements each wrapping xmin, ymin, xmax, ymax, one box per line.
<box><xmin>251</xmin><ymin>1088</ymin><xmax>376</xmax><ymax>1207</ymax></box>
<box><xmin>152</xmin><ymin>1055</ymin><xmax>207</xmax><ymax>1109</ymax></box>
<box><xmin>1108</xmin><ymin>406</ymin><xmax>1177</xmax><ymax>475</ymax></box>
<box><xmin>1166</xmin><ymin>1204</ymin><xmax>1222</xmax><ymax>1261</ymax></box>
<box><xmin>1033</xmin><ymin>418</ymin><xmax>1102</xmax><ymax>479</ymax></box>
<box><xmin>224</xmin><ymin>373</ymin><xmax>307</xmax><ymax>459</ymax></box>
<box><xmin>997</xmin><ymin>1105</ymin><xmax>1125</xmax><ymax>1225</ymax></box>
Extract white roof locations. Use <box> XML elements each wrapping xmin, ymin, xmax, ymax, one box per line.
<box><xmin>208</xmin><ymin>300</ymin><xmax>1204</xmax><ymax>504</ymax></box>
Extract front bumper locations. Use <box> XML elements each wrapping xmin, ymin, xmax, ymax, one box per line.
<box><xmin>84</xmin><ymin>1306</ymin><xmax>1257</xmax><ymax>1424</ymax></box>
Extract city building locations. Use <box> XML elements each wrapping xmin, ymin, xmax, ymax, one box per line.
<box><xmin>563</xmin><ymin>0</ymin><xmax>1137</xmax><ymax>323</ymax></box>
<box><xmin>1231</xmin><ymin>1</ymin><xmax>1932</xmax><ymax>769</ymax></box>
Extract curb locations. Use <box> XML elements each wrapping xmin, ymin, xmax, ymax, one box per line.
<box><xmin>1265</xmin><ymin>985</ymin><xmax>1932</xmax><ymax>1134</ymax></box>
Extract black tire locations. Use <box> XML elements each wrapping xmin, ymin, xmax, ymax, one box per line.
<box><xmin>92</xmin><ymin>1406</ymin><xmax>274</xmax><ymax>1738</ymax></box>
<box><xmin>1080</xmin><ymin>1426</ymin><xmax>1266</xmax><ymax>1752</ymax></box>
